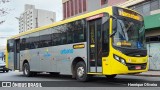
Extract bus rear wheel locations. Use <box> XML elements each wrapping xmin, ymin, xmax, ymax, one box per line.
<box><xmin>75</xmin><ymin>61</ymin><xmax>89</xmax><ymax>82</ymax></box>
<box><xmin>105</xmin><ymin>75</ymin><xmax>117</xmax><ymax>79</ymax></box>
<box><xmin>23</xmin><ymin>63</ymin><xmax>33</xmax><ymax>77</ymax></box>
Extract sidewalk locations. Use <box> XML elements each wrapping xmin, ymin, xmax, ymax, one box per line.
<box><xmin>135</xmin><ymin>71</ymin><xmax>160</xmax><ymax>77</ymax></box>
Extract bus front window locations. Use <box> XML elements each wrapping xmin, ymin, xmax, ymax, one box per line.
<box><xmin>113</xmin><ymin>17</ymin><xmax>146</xmax><ymax>49</ymax></box>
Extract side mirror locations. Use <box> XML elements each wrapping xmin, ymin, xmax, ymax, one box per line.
<box><xmin>149</xmin><ymin>55</ymin><xmax>152</xmax><ymax>57</ymax></box>
<box><xmin>110</xmin><ymin>15</ymin><xmax>117</xmax><ymax>19</ymax></box>
<box><xmin>110</xmin><ymin>31</ymin><xmax>117</xmax><ymax>37</ymax></box>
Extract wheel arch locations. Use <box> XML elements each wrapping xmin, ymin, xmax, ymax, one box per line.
<box><xmin>71</xmin><ymin>57</ymin><xmax>86</xmax><ymax>78</ymax></box>
<box><xmin>22</xmin><ymin>59</ymin><xmax>29</xmax><ymax>69</ymax></box>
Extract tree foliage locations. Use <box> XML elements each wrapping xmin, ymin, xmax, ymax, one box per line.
<box><xmin>0</xmin><ymin>0</ymin><xmax>11</xmax><ymax>25</ymax></box>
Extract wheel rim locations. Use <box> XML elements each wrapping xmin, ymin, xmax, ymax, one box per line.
<box><xmin>77</xmin><ymin>67</ymin><xmax>85</xmax><ymax>78</ymax></box>
<box><xmin>24</xmin><ymin>65</ymin><xmax>28</xmax><ymax>75</ymax></box>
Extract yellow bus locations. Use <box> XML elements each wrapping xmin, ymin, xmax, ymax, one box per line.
<box><xmin>6</xmin><ymin>6</ymin><xmax>148</xmax><ymax>81</ymax></box>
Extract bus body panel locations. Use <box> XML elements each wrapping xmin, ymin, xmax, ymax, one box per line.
<box><xmin>8</xmin><ymin>52</ymin><xmax>14</xmax><ymax>70</ymax></box>
<box><xmin>102</xmin><ymin>47</ymin><xmax>148</xmax><ymax>75</ymax></box>
<box><xmin>20</xmin><ymin>42</ymin><xmax>87</xmax><ymax>75</ymax></box>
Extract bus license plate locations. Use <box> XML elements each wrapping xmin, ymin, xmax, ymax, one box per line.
<box><xmin>135</xmin><ymin>66</ymin><xmax>141</xmax><ymax>70</ymax></box>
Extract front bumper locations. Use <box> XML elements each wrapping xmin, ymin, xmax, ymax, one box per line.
<box><xmin>111</xmin><ymin>60</ymin><xmax>148</xmax><ymax>75</ymax></box>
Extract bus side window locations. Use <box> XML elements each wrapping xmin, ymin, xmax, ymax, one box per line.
<box><xmin>39</xmin><ymin>29</ymin><xmax>52</xmax><ymax>48</ymax></box>
<box><xmin>67</xmin><ymin>23</ymin><xmax>74</xmax><ymax>44</ymax></box>
<box><xmin>60</xmin><ymin>25</ymin><xmax>67</xmax><ymax>45</ymax></box>
<box><xmin>74</xmin><ymin>20</ymin><xmax>85</xmax><ymax>43</ymax></box>
<box><xmin>20</xmin><ymin>39</ymin><xmax>24</xmax><ymax>50</ymax></box>
<box><xmin>52</xmin><ymin>26</ymin><xmax>61</xmax><ymax>46</ymax></box>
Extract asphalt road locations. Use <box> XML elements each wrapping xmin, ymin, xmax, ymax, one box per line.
<box><xmin>0</xmin><ymin>71</ymin><xmax>160</xmax><ymax>90</ymax></box>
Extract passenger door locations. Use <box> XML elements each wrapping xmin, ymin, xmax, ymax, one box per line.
<box><xmin>87</xmin><ymin>18</ymin><xmax>103</xmax><ymax>73</ymax></box>
<box><xmin>87</xmin><ymin>13</ymin><xmax>109</xmax><ymax>73</ymax></box>
<box><xmin>14</xmin><ymin>39</ymin><xmax>20</xmax><ymax>70</ymax></box>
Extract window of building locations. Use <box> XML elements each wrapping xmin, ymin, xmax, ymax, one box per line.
<box><xmin>83</xmin><ymin>0</ymin><xmax>86</xmax><ymax>12</ymax></box>
<box><xmin>129</xmin><ymin>0</ymin><xmax>160</xmax><ymax>16</ymax></box>
<box><xmin>101</xmin><ymin>0</ymin><xmax>108</xmax><ymax>5</ymax></box>
<box><xmin>75</xmin><ymin>0</ymin><xmax>78</xmax><ymax>14</ymax></box>
<box><xmin>134</xmin><ymin>4</ymin><xmax>143</xmax><ymax>15</ymax></box>
<box><xmin>63</xmin><ymin>3</ymin><xmax>66</xmax><ymax>19</ymax></box>
<box><xmin>71</xmin><ymin>0</ymin><xmax>74</xmax><ymax>16</ymax></box>
<box><xmin>79</xmin><ymin>0</ymin><xmax>82</xmax><ymax>13</ymax></box>
<box><xmin>143</xmin><ymin>2</ymin><xmax>150</xmax><ymax>16</ymax></box>
<box><xmin>67</xmin><ymin>1</ymin><xmax>70</xmax><ymax>17</ymax></box>
<box><xmin>146</xmin><ymin>36</ymin><xmax>160</xmax><ymax>43</ymax></box>
<box><xmin>150</xmin><ymin>0</ymin><xmax>159</xmax><ymax>11</ymax></box>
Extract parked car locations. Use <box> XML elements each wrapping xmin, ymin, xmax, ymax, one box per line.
<box><xmin>0</xmin><ymin>60</ymin><xmax>9</xmax><ymax>72</ymax></box>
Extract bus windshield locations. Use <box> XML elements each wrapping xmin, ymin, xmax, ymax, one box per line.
<box><xmin>112</xmin><ymin>16</ymin><xmax>146</xmax><ymax>49</ymax></box>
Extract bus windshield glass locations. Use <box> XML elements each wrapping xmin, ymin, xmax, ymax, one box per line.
<box><xmin>112</xmin><ymin>9</ymin><xmax>146</xmax><ymax>49</ymax></box>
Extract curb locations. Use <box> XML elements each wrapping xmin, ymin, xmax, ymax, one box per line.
<box><xmin>134</xmin><ymin>74</ymin><xmax>160</xmax><ymax>77</ymax></box>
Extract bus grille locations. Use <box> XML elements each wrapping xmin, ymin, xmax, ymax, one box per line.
<box><xmin>126</xmin><ymin>63</ymin><xmax>147</xmax><ymax>70</ymax></box>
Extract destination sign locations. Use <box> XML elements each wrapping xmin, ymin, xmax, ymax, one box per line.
<box><xmin>118</xmin><ymin>9</ymin><xmax>142</xmax><ymax>21</ymax></box>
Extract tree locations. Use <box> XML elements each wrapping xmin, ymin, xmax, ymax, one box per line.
<box><xmin>0</xmin><ymin>0</ymin><xmax>11</xmax><ymax>25</ymax></box>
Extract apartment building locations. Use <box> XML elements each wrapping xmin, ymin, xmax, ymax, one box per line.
<box><xmin>19</xmin><ymin>4</ymin><xmax>56</xmax><ymax>33</ymax></box>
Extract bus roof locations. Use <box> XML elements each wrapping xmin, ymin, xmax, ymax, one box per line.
<box><xmin>8</xmin><ymin>6</ymin><xmax>140</xmax><ymax>40</ymax></box>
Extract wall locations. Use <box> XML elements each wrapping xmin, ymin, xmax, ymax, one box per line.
<box><xmin>87</xmin><ymin>0</ymin><xmax>101</xmax><ymax>12</ymax></box>
<box><xmin>37</xmin><ymin>9</ymin><xmax>56</xmax><ymax>27</ymax></box>
<box><xmin>19</xmin><ymin>4</ymin><xmax>56</xmax><ymax>33</ymax></box>
<box><xmin>108</xmin><ymin>0</ymin><xmax>126</xmax><ymax>6</ymax></box>
<box><xmin>147</xmin><ymin>43</ymin><xmax>160</xmax><ymax>70</ymax></box>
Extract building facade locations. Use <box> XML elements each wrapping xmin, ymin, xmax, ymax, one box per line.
<box><xmin>19</xmin><ymin>4</ymin><xmax>56</xmax><ymax>33</ymax></box>
<box><xmin>62</xmin><ymin>0</ymin><xmax>127</xmax><ymax>19</ymax></box>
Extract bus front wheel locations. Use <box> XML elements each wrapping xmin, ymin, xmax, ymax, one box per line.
<box><xmin>75</xmin><ymin>61</ymin><xmax>89</xmax><ymax>82</ymax></box>
<box><xmin>23</xmin><ymin>63</ymin><xmax>33</xmax><ymax>77</ymax></box>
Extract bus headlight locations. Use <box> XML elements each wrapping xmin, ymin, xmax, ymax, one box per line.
<box><xmin>113</xmin><ymin>54</ymin><xmax>126</xmax><ymax>65</ymax></box>
<box><xmin>120</xmin><ymin>59</ymin><xmax>126</xmax><ymax>65</ymax></box>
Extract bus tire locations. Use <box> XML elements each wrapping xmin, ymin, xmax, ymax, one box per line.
<box><xmin>23</xmin><ymin>63</ymin><xmax>33</xmax><ymax>77</ymax></box>
<box><xmin>5</xmin><ymin>70</ymin><xmax>9</xmax><ymax>73</ymax></box>
<box><xmin>105</xmin><ymin>75</ymin><xmax>117</xmax><ymax>79</ymax></box>
<box><xmin>75</xmin><ymin>61</ymin><xmax>89</xmax><ymax>82</ymax></box>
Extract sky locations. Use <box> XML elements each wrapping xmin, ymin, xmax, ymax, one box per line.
<box><xmin>0</xmin><ymin>0</ymin><xmax>63</xmax><ymax>51</ymax></box>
